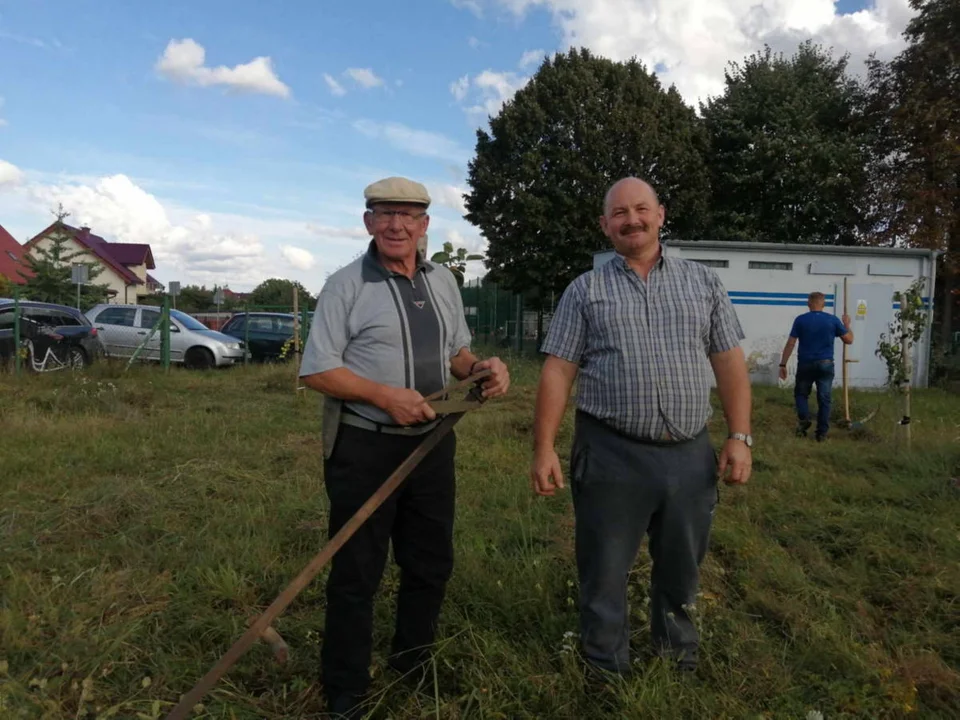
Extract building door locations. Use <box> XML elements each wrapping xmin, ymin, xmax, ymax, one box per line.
<box><xmin>841</xmin><ymin>282</ymin><xmax>894</xmax><ymax>388</ymax></box>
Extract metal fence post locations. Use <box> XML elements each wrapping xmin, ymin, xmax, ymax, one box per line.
<box><xmin>243</xmin><ymin>303</ymin><xmax>250</xmax><ymax>366</ymax></box>
<box><xmin>13</xmin><ymin>287</ymin><xmax>21</xmax><ymax>375</ymax></box>
<box><xmin>161</xmin><ymin>294</ymin><xmax>172</xmax><ymax>371</ymax></box>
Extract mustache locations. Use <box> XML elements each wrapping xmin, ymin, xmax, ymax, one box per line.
<box><xmin>620</xmin><ymin>223</ymin><xmax>648</xmax><ymax>235</ymax></box>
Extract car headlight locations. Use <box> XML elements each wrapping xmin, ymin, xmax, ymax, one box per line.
<box><xmin>225</xmin><ymin>343</ymin><xmax>241</xmax><ymax>351</ymax></box>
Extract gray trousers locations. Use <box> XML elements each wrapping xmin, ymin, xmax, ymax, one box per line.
<box><xmin>571</xmin><ymin>411</ymin><xmax>718</xmax><ymax>673</ymax></box>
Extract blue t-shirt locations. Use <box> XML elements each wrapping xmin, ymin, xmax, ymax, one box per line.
<box><xmin>790</xmin><ymin>311</ymin><xmax>848</xmax><ymax>364</ymax></box>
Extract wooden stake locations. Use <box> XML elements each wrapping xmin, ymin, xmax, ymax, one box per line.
<box><xmin>843</xmin><ymin>277</ymin><xmax>850</xmax><ymax>423</ymax></box>
<box><xmin>292</xmin><ymin>289</ymin><xmax>300</xmax><ymax>395</ymax></box>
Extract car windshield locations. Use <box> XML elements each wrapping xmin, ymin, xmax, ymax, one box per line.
<box><xmin>171</xmin><ymin>310</ymin><xmax>209</xmax><ymax>332</ymax></box>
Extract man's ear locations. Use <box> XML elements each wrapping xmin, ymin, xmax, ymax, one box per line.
<box><xmin>363</xmin><ymin>210</ymin><xmax>374</xmax><ymax>235</ymax></box>
<box><xmin>599</xmin><ymin>215</ymin><xmax>608</xmax><ymax>235</ymax></box>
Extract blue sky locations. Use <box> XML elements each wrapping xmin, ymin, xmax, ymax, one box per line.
<box><xmin>0</xmin><ymin>0</ymin><xmax>912</xmax><ymax>292</ymax></box>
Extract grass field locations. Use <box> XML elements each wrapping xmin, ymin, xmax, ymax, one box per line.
<box><xmin>1</xmin><ymin>357</ymin><xmax>958</xmax><ymax>719</ymax></box>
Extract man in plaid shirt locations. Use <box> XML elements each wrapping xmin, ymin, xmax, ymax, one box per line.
<box><xmin>531</xmin><ymin>177</ymin><xmax>753</xmax><ymax>675</ymax></box>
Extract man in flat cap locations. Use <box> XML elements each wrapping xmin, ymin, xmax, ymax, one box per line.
<box><xmin>300</xmin><ymin>176</ymin><xmax>510</xmax><ymax>718</ymax></box>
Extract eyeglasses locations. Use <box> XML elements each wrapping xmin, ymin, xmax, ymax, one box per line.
<box><xmin>369</xmin><ymin>208</ymin><xmax>427</xmax><ymax>225</ymax></box>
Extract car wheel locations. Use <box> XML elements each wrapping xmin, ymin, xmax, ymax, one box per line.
<box><xmin>185</xmin><ymin>347</ymin><xmax>215</xmax><ymax>370</ymax></box>
<box><xmin>68</xmin><ymin>347</ymin><xmax>87</xmax><ymax>370</ymax></box>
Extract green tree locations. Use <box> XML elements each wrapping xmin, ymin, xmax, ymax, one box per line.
<box><xmin>248</xmin><ymin>278</ymin><xmax>313</xmax><ymax>310</ymax></box>
<box><xmin>0</xmin><ymin>274</ymin><xmax>12</xmax><ymax>298</ymax></box>
<box><xmin>176</xmin><ymin>285</ymin><xmax>216</xmax><ymax>313</ymax></box>
<box><xmin>20</xmin><ymin>210</ymin><xmax>111</xmax><ymax>307</ymax></box>
<box><xmin>865</xmin><ymin>0</ymin><xmax>959</xmax><ymax>352</ymax></box>
<box><xmin>700</xmin><ymin>41</ymin><xmax>871</xmax><ymax>245</ymax></box>
<box><xmin>465</xmin><ymin>48</ymin><xmax>711</xmax><ymax>296</ymax></box>
<box><xmin>430</xmin><ymin>241</ymin><xmax>483</xmax><ymax>287</ymax></box>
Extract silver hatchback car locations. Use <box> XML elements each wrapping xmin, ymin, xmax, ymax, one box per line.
<box><xmin>85</xmin><ymin>304</ymin><xmax>246</xmax><ymax>369</ymax></box>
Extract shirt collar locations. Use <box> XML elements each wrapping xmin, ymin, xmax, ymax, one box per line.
<box><xmin>360</xmin><ymin>239</ymin><xmax>433</xmax><ymax>283</ymax></box>
<box><xmin>613</xmin><ymin>242</ymin><xmax>667</xmax><ymax>272</ymax></box>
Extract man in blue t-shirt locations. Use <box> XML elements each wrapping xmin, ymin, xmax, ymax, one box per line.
<box><xmin>778</xmin><ymin>291</ymin><xmax>854</xmax><ymax>441</ymax></box>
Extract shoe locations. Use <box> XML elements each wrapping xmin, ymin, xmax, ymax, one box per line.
<box><xmin>388</xmin><ymin>654</ymin><xmax>430</xmax><ymax>686</ymax></box>
<box><xmin>796</xmin><ymin>419</ymin><xmax>812</xmax><ymax>437</ymax></box>
<box><xmin>326</xmin><ymin>691</ymin><xmax>368</xmax><ymax>719</ymax></box>
<box><xmin>815</xmin><ymin>434</ymin><xmax>827</xmax><ymax>443</ymax></box>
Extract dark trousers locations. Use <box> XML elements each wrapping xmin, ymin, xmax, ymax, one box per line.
<box><xmin>321</xmin><ymin>424</ymin><xmax>457</xmax><ymax>696</ymax></box>
<box><xmin>794</xmin><ymin>359</ymin><xmax>835</xmax><ymax>437</ymax></box>
<box><xmin>571</xmin><ymin>411</ymin><xmax>718</xmax><ymax>673</ymax></box>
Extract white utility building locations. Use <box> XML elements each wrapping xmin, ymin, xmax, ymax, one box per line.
<box><xmin>593</xmin><ymin>241</ymin><xmax>938</xmax><ymax>388</ymax></box>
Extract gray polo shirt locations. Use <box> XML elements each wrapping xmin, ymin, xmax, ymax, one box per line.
<box><xmin>540</xmin><ymin>247</ymin><xmax>745</xmax><ymax>441</ymax></box>
<box><xmin>300</xmin><ymin>241</ymin><xmax>472</xmax><ymax>425</ymax></box>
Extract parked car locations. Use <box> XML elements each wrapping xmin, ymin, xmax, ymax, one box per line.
<box><xmin>85</xmin><ymin>303</ymin><xmax>246</xmax><ymax>369</ymax></box>
<box><xmin>219</xmin><ymin>312</ymin><xmax>297</xmax><ymax>362</ymax></box>
<box><xmin>0</xmin><ymin>299</ymin><xmax>104</xmax><ymax>371</ymax></box>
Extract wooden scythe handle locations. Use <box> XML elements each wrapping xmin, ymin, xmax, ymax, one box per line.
<box><xmin>164</xmin><ymin>373</ymin><xmax>489</xmax><ymax>720</ymax></box>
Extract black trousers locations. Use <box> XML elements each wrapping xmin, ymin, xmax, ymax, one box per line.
<box><xmin>321</xmin><ymin>423</ymin><xmax>457</xmax><ymax>696</ymax></box>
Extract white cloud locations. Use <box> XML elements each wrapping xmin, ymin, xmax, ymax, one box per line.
<box><xmin>428</xmin><ymin>184</ymin><xmax>468</xmax><ymax>215</ymax></box>
<box><xmin>450</xmin><ymin>75</ymin><xmax>470</xmax><ymax>101</ymax></box>
<box><xmin>306</xmin><ymin>223</ymin><xmax>370</xmax><ymax>240</ymax></box>
<box><xmin>344</xmin><ymin>67</ymin><xmax>385</xmax><ymax>88</ymax></box>
<box><xmin>0</xmin><ymin>172</ymin><xmax>367</xmax><ymax>290</ymax></box>
<box><xmin>451</xmin><ymin>0</ymin><xmax>484</xmax><ymax>18</ymax></box>
<box><xmin>457</xmin><ymin>70</ymin><xmax>530</xmax><ymax>119</ymax></box>
<box><xmin>323</xmin><ymin>73</ymin><xmax>347</xmax><ymax>96</ymax></box>
<box><xmin>519</xmin><ymin>49</ymin><xmax>546</xmax><ymax>68</ymax></box>
<box><xmin>353</xmin><ymin>120</ymin><xmax>469</xmax><ymax>163</ymax></box>
<box><xmin>156</xmin><ymin>38</ymin><xmax>291</xmax><ymax>98</ymax></box>
<box><xmin>280</xmin><ymin>245</ymin><xmax>316</xmax><ymax>270</ymax></box>
<box><xmin>491</xmin><ymin>0</ymin><xmax>914</xmax><ymax>105</ymax></box>
<box><xmin>0</xmin><ymin>159</ymin><xmax>24</xmax><ymax>187</ymax></box>
<box><xmin>0</xmin><ymin>96</ymin><xmax>7</xmax><ymax>127</ymax></box>
<box><xmin>468</xmin><ymin>36</ymin><xmax>483</xmax><ymax>49</ymax></box>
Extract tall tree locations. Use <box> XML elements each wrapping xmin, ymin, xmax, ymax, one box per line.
<box><xmin>865</xmin><ymin>0</ymin><xmax>959</xmax><ymax>352</ymax></box>
<box><xmin>20</xmin><ymin>208</ymin><xmax>111</xmax><ymax>307</ymax></box>
<box><xmin>248</xmin><ymin>278</ymin><xmax>314</xmax><ymax>310</ymax></box>
<box><xmin>700</xmin><ymin>41</ymin><xmax>871</xmax><ymax>246</ymax></box>
<box><xmin>465</xmin><ymin>48</ymin><xmax>711</xmax><ymax>296</ymax></box>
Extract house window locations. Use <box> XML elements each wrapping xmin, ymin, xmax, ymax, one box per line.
<box><xmin>749</xmin><ymin>261</ymin><xmax>793</xmax><ymax>271</ymax></box>
<box><xmin>690</xmin><ymin>258</ymin><xmax>729</xmax><ymax>268</ymax></box>
<box><xmin>6</xmin><ymin>251</ymin><xmax>17</xmax><ymax>261</ymax></box>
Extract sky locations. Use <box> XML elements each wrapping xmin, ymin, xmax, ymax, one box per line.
<box><xmin>0</xmin><ymin>0</ymin><xmax>916</xmax><ymax>293</ymax></box>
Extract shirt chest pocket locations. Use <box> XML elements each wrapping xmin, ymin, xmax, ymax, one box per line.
<box><xmin>349</xmin><ymin>304</ymin><xmax>404</xmax><ymax>350</ymax></box>
<box><xmin>582</xmin><ymin>294</ymin><xmax>637</xmax><ymax>353</ymax></box>
<box><xmin>655</xmin><ymin>281</ymin><xmax>712</xmax><ymax>348</ymax></box>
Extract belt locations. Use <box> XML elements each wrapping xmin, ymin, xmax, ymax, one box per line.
<box><xmin>577</xmin><ymin>410</ymin><xmax>700</xmax><ymax>446</ymax></box>
<box><xmin>340</xmin><ymin>410</ymin><xmax>440</xmax><ymax>436</ymax></box>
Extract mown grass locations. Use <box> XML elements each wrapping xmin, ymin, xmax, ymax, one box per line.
<box><xmin>0</xmin><ymin>356</ymin><xmax>958</xmax><ymax>719</ymax></box>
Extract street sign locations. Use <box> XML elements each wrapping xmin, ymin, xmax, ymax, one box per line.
<box><xmin>169</xmin><ymin>281</ymin><xmax>181</xmax><ymax>297</ymax></box>
<box><xmin>213</xmin><ymin>288</ymin><xmax>224</xmax><ymax>305</ymax></box>
<box><xmin>71</xmin><ymin>264</ymin><xmax>89</xmax><ymax>285</ymax></box>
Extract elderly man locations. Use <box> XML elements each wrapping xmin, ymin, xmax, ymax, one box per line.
<box><xmin>299</xmin><ymin>177</ymin><xmax>510</xmax><ymax>718</ymax></box>
<box><xmin>530</xmin><ymin>177</ymin><xmax>752</xmax><ymax>676</ymax></box>
<box><xmin>778</xmin><ymin>292</ymin><xmax>853</xmax><ymax>441</ymax></box>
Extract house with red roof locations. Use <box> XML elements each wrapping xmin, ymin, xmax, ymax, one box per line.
<box><xmin>22</xmin><ymin>221</ymin><xmax>160</xmax><ymax>304</ymax></box>
<box><xmin>0</xmin><ymin>223</ymin><xmax>32</xmax><ymax>285</ymax></box>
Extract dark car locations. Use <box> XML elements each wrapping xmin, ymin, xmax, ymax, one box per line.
<box><xmin>0</xmin><ymin>299</ymin><xmax>104</xmax><ymax>371</ymax></box>
<box><xmin>220</xmin><ymin>312</ymin><xmax>297</xmax><ymax>362</ymax></box>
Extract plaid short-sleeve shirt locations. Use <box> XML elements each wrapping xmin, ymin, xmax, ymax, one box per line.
<box><xmin>540</xmin><ymin>247</ymin><xmax>745</xmax><ymax>441</ymax></box>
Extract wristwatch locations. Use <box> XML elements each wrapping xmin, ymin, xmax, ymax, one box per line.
<box><xmin>728</xmin><ymin>432</ymin><xmax>753</xmax><ymax>448</ymax></box>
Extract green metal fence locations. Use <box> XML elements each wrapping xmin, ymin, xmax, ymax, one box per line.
<box><xmin>459</xmin><ymin>278</ymin><xmax>556</xmax><ymax>355</ymax></box>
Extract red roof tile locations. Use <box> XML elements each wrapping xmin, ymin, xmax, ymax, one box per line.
<box><xmin>0</xmin><ymin>224</ymin><xmax>32</xmax><ymax>283</ymax></box>
<box><xmin>24</xmin><ymin>222</ymin><xmax>146</xmax><ymax>286</ymax></box>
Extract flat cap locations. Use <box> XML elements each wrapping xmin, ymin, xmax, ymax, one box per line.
<box><xmin>363</xmin><ymin>176</ymin><xmax>431</xmax><ymax>208</ymax></box>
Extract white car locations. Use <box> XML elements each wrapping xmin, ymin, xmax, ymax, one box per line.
<box><xmin>85</xmin><ymin>304</ymin><xmax>246</xmax><ymax>369</ymax></box>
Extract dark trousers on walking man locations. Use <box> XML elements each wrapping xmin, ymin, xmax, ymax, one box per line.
<box><xmin>794</xmin><ymin>359</ymin><xmax>835</xmax><ymax>440</ymax></box>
